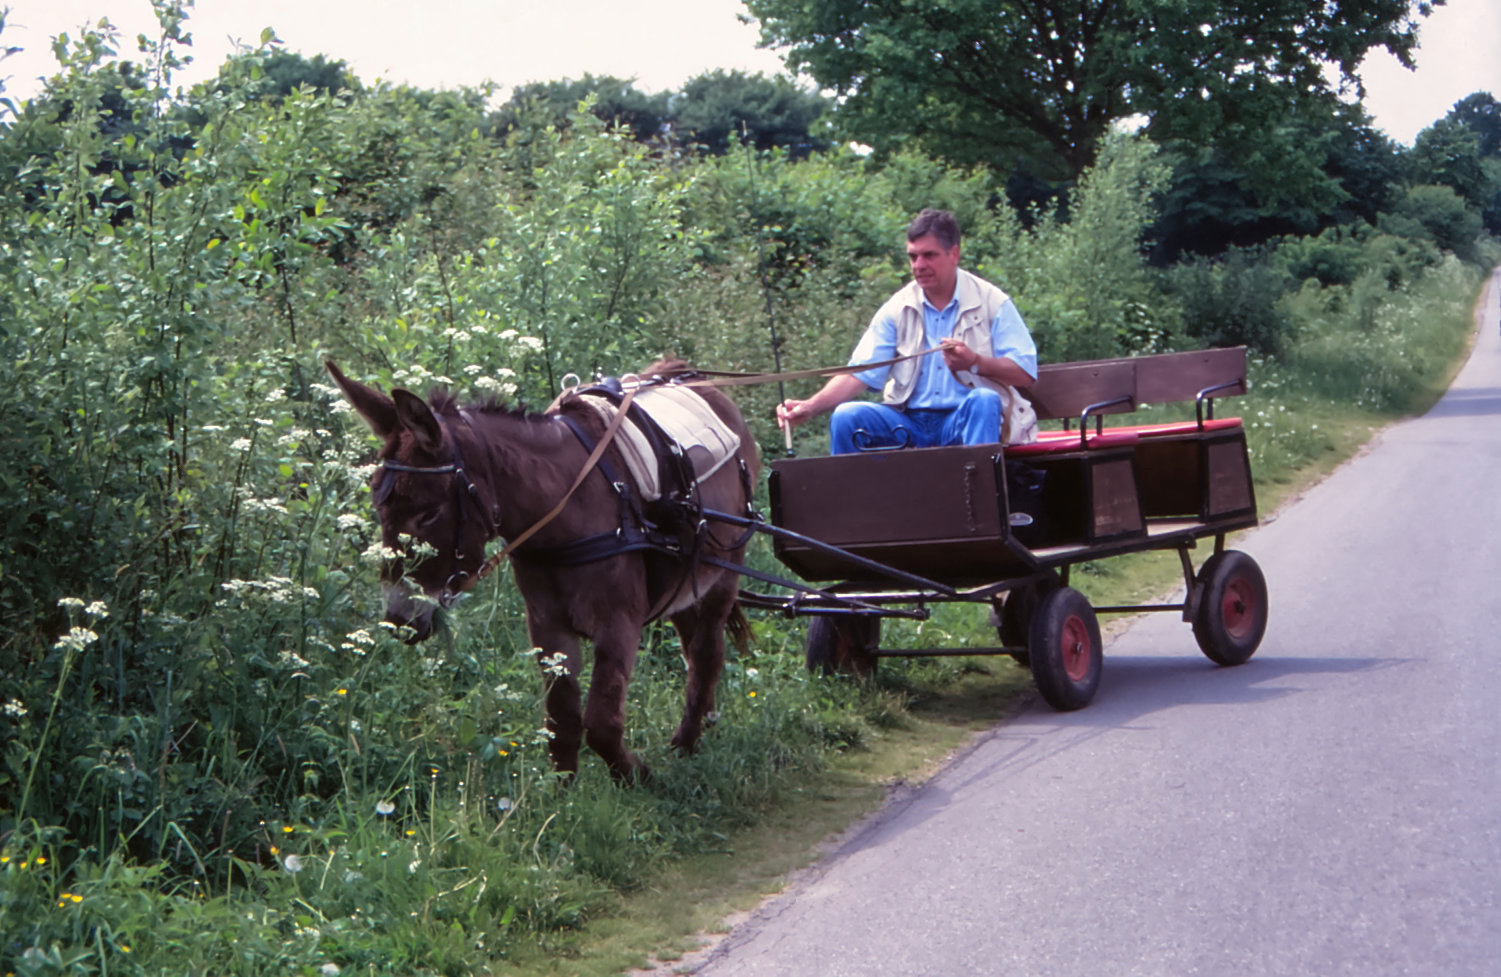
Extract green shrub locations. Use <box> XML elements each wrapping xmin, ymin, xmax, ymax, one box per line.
<box><xmin>1163</xmin><ymin>246</ymin><xmax>1295</xmax><ymax>354</ymax></box>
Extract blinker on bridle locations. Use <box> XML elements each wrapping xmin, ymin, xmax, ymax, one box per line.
<box><xmin>377</xmin><ymin>421</ymin><xmax>495</xmax><ymax>609</ymax></box>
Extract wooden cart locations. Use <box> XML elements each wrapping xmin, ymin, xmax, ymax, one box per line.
<box><xmin>728</xmin><ymin>346</ymin><xmax>1268</xmax><ymax>711</ymax></box>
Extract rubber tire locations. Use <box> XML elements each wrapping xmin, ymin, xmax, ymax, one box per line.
<box><xmin>1192</xmin><ymin>550</ymin><xmax>1268</xmax><ymax>666</ymax></box>
<box><xmin>997</xmin><ymin>571</ymin><xmax>1064</xmax><ymax>666</ymax></box>
<box><xmin>805</xmin><ymin>616</ymin><xmax>880</xmax><ymax>677</ymax></box>
<box><xmin>1028</xmin><ymin>587</ymin><xmax>1103</xmax><ymax>711</ymax></box>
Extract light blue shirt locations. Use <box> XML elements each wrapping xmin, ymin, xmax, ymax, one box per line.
<box><xmin>850</xmin><ymin>292</ymin><xmax>1037</xmax><ymax>409</ymax></box>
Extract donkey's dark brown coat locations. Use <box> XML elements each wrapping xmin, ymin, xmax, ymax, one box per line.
<box><xmin>328</xmin><ymin>360</ymin><xmax>759</xmax><ymax>781</ymax></box>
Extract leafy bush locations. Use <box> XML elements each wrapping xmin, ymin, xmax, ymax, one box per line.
<box><xmin>1163</xmin><ymin>246</ymin><xmax>1295</xmax><ymax>354</ymax></box>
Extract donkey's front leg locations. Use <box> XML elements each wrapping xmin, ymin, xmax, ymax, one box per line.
<box><xmin>532</xmin><ymin>632</ymin><xmax>585</xmax><ymax>775</ymax></box>
<box><xmin>583</xmin><ymin>620</ymin><xmax>648</xmax><ymax>782</ymax></box>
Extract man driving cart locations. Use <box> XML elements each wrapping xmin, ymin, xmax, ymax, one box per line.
<box><xmin>776</xmin><ymin>208</ymin><xmax>1038</xmax><ymax>452</ymax></box>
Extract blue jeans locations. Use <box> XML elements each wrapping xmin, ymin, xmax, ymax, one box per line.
<box><xmin>829</xmin><ymin>387</ymin><xmax>1003</xmax><ymax>455</ymax></box>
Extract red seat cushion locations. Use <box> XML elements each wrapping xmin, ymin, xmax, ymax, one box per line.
<box><xmin>1008</xmin><ymin>430</ymin><xmax>1140</xmax><ymax>456</ymax></box>
<box><xmin>1102</xmin><ymin>417</ymin><xmax>1243</xmax><ymax>438</ymax></box>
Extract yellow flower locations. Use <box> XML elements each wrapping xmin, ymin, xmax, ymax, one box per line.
<box><xmin>34</xmin><ymin>856</ymin><xmax>45</xmax><ymax>865</ymax></box>
<box><xmin>282</xmin><ymin>825</ymin><xmax>294</xmax><ymax>834</ymax></box>
<box><xmin>404</xmin><ymin>829</ymin><xmax>416</xmax><ymax>837</ymax></box>
<box><xmin>69</xmin><ymin>894</ymin><xmax>82</xmax><ymax>903</ymax></box>
<box><xmin>336</xmin><ymin>688</ymin><xmax>348</xmax><ymax>696</ymax></box>
<box><xmin>748</xmin><ymin>691</ymin><xmax>757</xmax><ymax>698</ymax></box>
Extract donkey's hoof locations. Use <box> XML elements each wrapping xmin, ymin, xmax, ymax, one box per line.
<box><xmin>611</xmin><ymin>759</ymin><xmax>652</xmax><ymax>785</ymax></box>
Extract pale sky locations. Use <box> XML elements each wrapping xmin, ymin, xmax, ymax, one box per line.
<box><xmin>2</xmin><ymin>0</ymin><xmax>1498</xmax><ymax>146</ymax></box>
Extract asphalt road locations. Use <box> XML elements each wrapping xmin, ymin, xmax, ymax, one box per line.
<box><xmin>694</xmin><ymin>272</ymin><xmax>1501</xmax><ymax>977</ymax></box>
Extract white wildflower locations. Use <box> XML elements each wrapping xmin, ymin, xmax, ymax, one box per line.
<box><xmin>336</xmin><ymin>514</ymin><xmax>366</xmax><ymax>531</ymax></box>
<box><xmin>231</xmin><ymin>438</ymin><xmax>253</xmax><ymax>452</ymax></box>
<box><xmin>201</xmin><ymin>424</ymin><xmax>226</xmax><ymax>433</ymax></box>
<box><xmin>54</xmin><ymin>627</ymin><xmax>99</xmax><ymax>652</ymax></box>
<box><xmin>2</xmin><ymin>698</ymin><xmax>27</xmax><ymax>718</ymax></box>
<box><xmin>264</xmin><ymin>388</ymin><xmax>287</xmax><ymax>404</ymax></box>
<box><xmin>253</xmin><ymin>417</ymin><xmax>274</xmax><ymax>428</ymax></box>
<box><xmin>463</xmin><ymin>363</ymin><xmax>484</xmax><ymax>376</ymax></box>
<box><xmin>84</xmin><ymin>601</ymin><xmax>109</xmax><ymax>619</ymax></box>
<box><xmin>360</xmin><ymin>541</ymin><xmax>398</xmax><ymax>565</ymax></box>
<box><xmin>321</xmin><ymin>963</ymin><xmax>341</xmax><ymax>976</ymax></box>
<box><xmin>57</xmin><ymin>597</ymin><xmax>86</xmax><ymax>611</ymax></box>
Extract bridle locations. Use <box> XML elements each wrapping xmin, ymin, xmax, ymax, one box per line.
<box><xmin>376</xmin><ymin>420</ymin><xmax>496</xmax><ymax>609</ymax></box>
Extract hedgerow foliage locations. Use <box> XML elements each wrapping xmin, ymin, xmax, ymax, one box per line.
<box><xmin>0</xmin><ymin>6</ymin><xmax>1494</xmax><ymax>974</ymax></box>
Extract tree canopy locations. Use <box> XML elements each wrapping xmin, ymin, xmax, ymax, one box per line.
<box><xmin>747</xmin><ymin>0</ymin><xmax>1443</xmax><ymax>181</ymax></box>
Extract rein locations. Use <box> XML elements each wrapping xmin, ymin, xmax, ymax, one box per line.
<box><xmin>396</xmin><ymin>348</ymin><xmax>943</xmax><ymax>593</ymax></box>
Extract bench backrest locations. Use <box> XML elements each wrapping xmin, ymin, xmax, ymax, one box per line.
<box><xmin>1026</xmin><ymin>346</ymin><xmax>1247</xmax><ymax>423</ymax></box>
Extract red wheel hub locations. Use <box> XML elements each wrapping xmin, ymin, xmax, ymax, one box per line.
<box><xmin>1061</xmin><ymin>614</ymin><xmax>1092</xmax><ymax>682</ymax></box>
<box><xmin>1221</xmin><ymin>577</ymin><xmax>1256</xmax><ymax>639</ymax></box>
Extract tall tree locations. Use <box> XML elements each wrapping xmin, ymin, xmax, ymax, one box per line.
<box><xmin>671</xmin><ymin>69</ymin><xmax>829</xmax><ymax>156</ymax></box>
<box><xmin>746</xmin><ymin>0</ymin><xmax>1442</xmax><ymax>182</ymax></box>
<box><xmin>1446</xmin><ymin>91</ymin><xmax>1501</xmax><ymax>158</ymax></box>
<box><xmin>489</xmin><ymin>75</ymin><xmax>669</xmax><ymax>142</ymax></box>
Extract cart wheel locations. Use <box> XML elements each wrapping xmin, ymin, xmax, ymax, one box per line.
<box><xmin>1028</xmin><ymin>587</ymin><xmax>1102</xmax><ymax>711</ymax></box>
<box><xmin>805</xmin><ymin>616</ymin><xmax>880</xmax><ymax>677</ymax></box>
<box><xmin>1192</xmin><ymin>550</ymin><xmax>1268</xmax><ymax>666</ymax></box>
<box><xmin>996</xmin><ymin>571</ymin><xmax>1063</xmax><ymax>666</ymax></box>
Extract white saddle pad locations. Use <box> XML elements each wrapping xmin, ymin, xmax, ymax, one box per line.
<box><xmin>572</xmin><ymin>383</ymin><xmax>742</xmax><ymax>501</ymax></box>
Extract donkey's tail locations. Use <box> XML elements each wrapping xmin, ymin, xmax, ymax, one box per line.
<box><xmin>726</xmin><ymin>601</ymin><xmax>754</xmax><ymax>657</ymax></box>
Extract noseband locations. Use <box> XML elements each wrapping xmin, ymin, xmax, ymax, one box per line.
<box><xmin>377</xmin><ymin>418</ymin><xmax>497</xmax><ymax>608</ymax></box>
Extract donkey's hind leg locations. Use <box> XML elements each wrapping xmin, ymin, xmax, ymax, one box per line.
<box><xmin>583</xmin><ymin>618</ymin><xmax>650</xmax><ymax>782</ymax></box>
<box><xmin>667</xmin><ymin>577</ymin><xmax>735</xmax><ymax>755</ymax></box>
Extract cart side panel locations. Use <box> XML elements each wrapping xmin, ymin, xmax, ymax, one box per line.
<box><xmin>1204</xmin><ymin>433</ymin><xmax>1256</xmax><ymax>517</ymax></box>
<box><xmin>770</xmin><ymin>445</ymin><xmax>1035</xmax><ymax>583</ymax></box>
<box><xmin>1133</xmin><ymin>428</ymin><xmax>1255</xmax><ymax>521</ymax></box>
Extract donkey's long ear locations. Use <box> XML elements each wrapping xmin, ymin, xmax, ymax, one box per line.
<box><xmin>326</xmin><ymin>360</ymin><xmax>398</xmax><ymax>438</ymax></box>
<box><xmin>392</xmin><ymin>389</ymin><xmax>445</xmax><ymax>457</ymax></box>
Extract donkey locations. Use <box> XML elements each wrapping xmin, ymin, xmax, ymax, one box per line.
<box><xmin>326</xmin><ymin>360</ymin><xmax>760</xmax><ymax>782</ymax></box>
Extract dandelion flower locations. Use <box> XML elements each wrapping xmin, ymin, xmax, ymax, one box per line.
<box><xmin>375</xmin><ymin>800</ymin><xmax>395</xmax><ymax>816</ymax></box>
<box><xmin>496</xmin><ymin>797</ymin><xmax>513</xmax><ymax>813</ymax></box>
<box><xmin>283</xmin><ymin>854</ymin><xmax>304</xmax><ymax>873</ymax></box>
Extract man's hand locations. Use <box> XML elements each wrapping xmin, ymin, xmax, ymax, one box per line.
<box><xmin>776</xmin><ymin>398</ymin><xmax>816</xmax><ymax>431</ymax></box>
<box><xmin>940</xmin><ymin>338</ymin><xmax>981</xmax><ymax>374</ymax></box>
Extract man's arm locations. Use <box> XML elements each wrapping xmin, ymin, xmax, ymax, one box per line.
<box><xmin>776</xmin><ymin>373</ymin><xmax>870</xmax><ymax>430</ymax></box>
<box><xmin>939</xmin><ymin>339</ymin><xmax>1035</xmax><ymax>388</ymax></box>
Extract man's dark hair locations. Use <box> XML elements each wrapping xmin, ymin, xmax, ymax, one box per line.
<box><xmin>906</xmin><ymin>208</ymin><xmax>961</xmax><ymax>249</ymax></box>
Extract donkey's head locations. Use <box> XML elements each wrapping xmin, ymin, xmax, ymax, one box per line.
<box><xmin>326</xmin><ymin>362</ymin><xmax>492</xmax><ymax>642</ymax></box>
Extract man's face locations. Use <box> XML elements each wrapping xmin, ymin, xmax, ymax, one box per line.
<box><xmin>906</xmin><ymin>233</ymin><xmax>961</xmax><ymax>301</ymax></box>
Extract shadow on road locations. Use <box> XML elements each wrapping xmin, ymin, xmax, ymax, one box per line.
<box><xmin>1422</xmin><ymin>385</ymin><xmax>1501</xmax><ymax>419</ymax></box>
